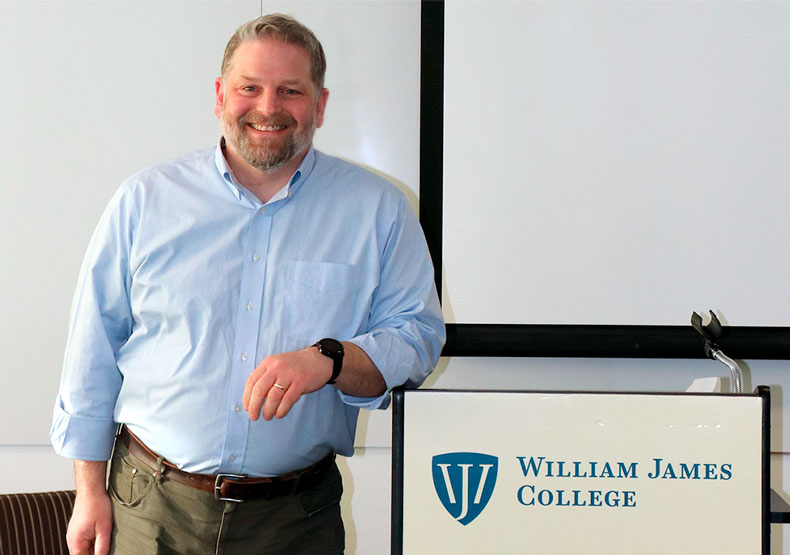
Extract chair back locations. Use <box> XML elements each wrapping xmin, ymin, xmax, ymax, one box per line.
<box><xmin>0</xmin><ymin>490</ymin><xmax>75</xmax><ymax>555</ymax></box>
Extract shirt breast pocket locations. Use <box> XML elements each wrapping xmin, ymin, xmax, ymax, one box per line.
<box><xmin>284</xmin><ymin>261</ymin><xmax>362</xmax><ymax>338</ymax></box>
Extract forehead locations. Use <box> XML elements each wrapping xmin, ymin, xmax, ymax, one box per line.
<box><xmin>226</xmin><ymin>38</ymin><xmax>312</xmax><ymax>82</ymax></box>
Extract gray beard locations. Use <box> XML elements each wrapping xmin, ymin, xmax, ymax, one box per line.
<box><xmin>221</xmin><ymin>112</ymin><xmax>314</xmax><ymax>174</ymax></box>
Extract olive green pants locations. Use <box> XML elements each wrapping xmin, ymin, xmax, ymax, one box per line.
<box><xmin>108</xmin><ymin>439</ymin><xmax>345</xmax><ymax>554</ymax></box>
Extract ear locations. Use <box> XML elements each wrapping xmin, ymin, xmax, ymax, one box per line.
<box><xmin>214</xmin><ymin>77</ymin><xmax>224</xmax><ymax>119</ymax></box>
<box><xmin>315</xmin><ymin>88</ymin><xmax>329</xmax><ymax>128</ymax></box>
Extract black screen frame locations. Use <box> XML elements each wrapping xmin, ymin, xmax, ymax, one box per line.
<box><xmin>419</xmin><ymin>0</ymin><xmax>790</xmax><ymax>360</ymax></box>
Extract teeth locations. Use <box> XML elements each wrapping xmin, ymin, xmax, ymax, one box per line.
<box><xmin>249</xmin><ymin>123</ymin><xmax>286</xmax><ymax>132</ymax></box>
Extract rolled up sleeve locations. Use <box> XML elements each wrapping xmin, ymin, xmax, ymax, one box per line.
<box><xmin>340</xmin><ymin>196</ymin><xmax>445</xmax><ymax>410</ymax></box>
<box><xmin>50</xmin><ymin>185</ymin><xmax>134</xmax><ymax>460</ymax></box>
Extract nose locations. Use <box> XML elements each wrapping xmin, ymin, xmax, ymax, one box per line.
<box><xmin>257</xmin><ymin>88</ymin><xmax>282</xmax><ymax>115</ymax></box>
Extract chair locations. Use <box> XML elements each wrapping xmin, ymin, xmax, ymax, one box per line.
<box><xmin>0</xmin><ymin>490</ymin><xmax>75</xmax><ymax>555</ymax></box>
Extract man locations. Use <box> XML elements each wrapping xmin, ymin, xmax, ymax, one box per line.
<box><xmin>51</xmin><ymin>14</ymin><xmax>444</xmax><ymax>554</ymax></box>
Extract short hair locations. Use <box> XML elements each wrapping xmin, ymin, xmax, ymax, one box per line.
<box><xmin>221</xmin><ymin>14</ymin><xmax>327</xmax><ymax>91</ymax></box>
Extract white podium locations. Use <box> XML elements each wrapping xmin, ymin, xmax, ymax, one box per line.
<box><xmin>392</xmin><ymin>387</ymin><xmax>769</xmax><ymax>554</ymax></box>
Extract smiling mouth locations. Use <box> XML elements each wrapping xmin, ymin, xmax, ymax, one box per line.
<box><xmin>248</xmin><ymin>122</ymin><xmax>287</xmax><ymax>132</ymax></box>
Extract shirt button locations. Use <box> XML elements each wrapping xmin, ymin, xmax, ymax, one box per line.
<box><xmin>241</xmin><ymin>352</ymin><xmax>248</xmax><ymax>361</ymax></box>
<box><xmin>246</xmin><ymin>302</ymin><xmax>254</xmax><ymax>311</ymax></box>
<box><xmin>229</xmin><ymin>454</ymin><xmax>236</xmax><ymax>463</ymax></box>
<box><xmin>259</xmin><ymin>207</ymin><xmax>266</xmax><ymax>215</ymax></box>
<box><xmin>234</xmin><ymin>404</ymin><xmax>242</xmax><ymax>414</ymax></box>
<box><xmin>252</xmin><ymin>253</ymin><xmax>260</xmax><ymax>262</ymax></box>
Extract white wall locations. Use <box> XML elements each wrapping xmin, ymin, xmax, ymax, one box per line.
<box><xmin>2</xmin><ymin>2</ymin><xmax>789</xmax><ymax>554</ymax></box>
<box><xmin>0</xmin><ymin>0</ymin><xmax>421</xmax><ymax>445</ymax></box>
<box><xmin>0</xmin><ymin>1</ymin><xmax>418</xmax><ymax>553</ymax></box>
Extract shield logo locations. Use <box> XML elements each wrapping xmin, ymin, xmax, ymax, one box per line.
<box><xmin>432</xmin><ymin>452</ymin><xmax>498</xmax><ymax>525</ymax></box>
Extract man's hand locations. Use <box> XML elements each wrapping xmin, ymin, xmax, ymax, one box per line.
<box><xmin>68</xmin><ymin>461</ymin><xmax>112</xmax><ymax>555</ymax></box>
<box><xmin>242</xmin><ymin>342</ymin><xmax>386</xmax><ymax>421</ymax></box>
<box><xmin>243</xmin><ymin>346</ymin><xmax>333</xmax><ymax>421</ymax></box>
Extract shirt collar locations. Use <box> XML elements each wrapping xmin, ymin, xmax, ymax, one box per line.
<box><xmin>215</xmin><ymin>137</ymin><xmax>243</xmax><ymax>201</ymax></box>
<box><xmin>214</xmin><ymin>137</ymin><xmax>317</xmax><ymax>205</ymax></box>
<box><xmin>287</xmin><ymin>145</ymin><xmax>316</xmax><ymax>199</ymax></box>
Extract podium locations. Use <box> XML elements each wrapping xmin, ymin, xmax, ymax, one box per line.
<box><xmin>392</xmin><ymin>387</ymin><xmax>770</xmax><ymax>554</ymax></box>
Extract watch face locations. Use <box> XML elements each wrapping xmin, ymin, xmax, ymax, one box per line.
<box><xmin>318</xmin><ymin>338</ymin><xmax>343</xmax><ymax>356</ymax></box>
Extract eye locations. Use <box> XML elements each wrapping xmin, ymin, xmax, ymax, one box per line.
<box><xmin>282</xmin><ymin>88</ymin><xmax>302</xmax><ymax>96</ymax></box>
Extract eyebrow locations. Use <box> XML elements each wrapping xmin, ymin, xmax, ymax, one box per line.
<box><xmin>238</xmin><ymin>75</ymin><xmax>305</xmax><ymax>86</ymax></box>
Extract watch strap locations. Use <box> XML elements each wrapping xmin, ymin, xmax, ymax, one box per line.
<box><xmin>313</xmin><ymin>338</ymin><xmax>344</xmax><ymax>384</ymax></box>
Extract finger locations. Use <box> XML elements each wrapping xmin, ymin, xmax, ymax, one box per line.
<box><xmin>242</xmin><ymin>363</ymin><xmax>267</xmax><ymax>409</ymax></box>
<box><xmin>246</xmin><ymin>383</ymin><xmax>268</xmax><ymax>421</ymax></box>
<box><xmin>275</xmin><ymin>387</ymin><xmax>302</xmax><ymax>419</ymax></box>
<box><xmin>244</xmin><ymin>366</ymin><xmax>275</xmax><ymax>416</ymax></box>
<box><xmin>94</xmin><ymin>528</ymin><xmax>111</xmax><ymax>555</ymax></box>
<box><xmin>247</xmin><ymin>374</ymin><xmax>281</xmax><ymax>420</ymax></box>
<box><xmin>261</xmin><ymin>383</ymin><xmax>288</xmax><ymax>421</ymax></box>
<box><xmin>68</xmin><ymin>536</ymin><xmax>92</xmax><ymax>555</ymax></box>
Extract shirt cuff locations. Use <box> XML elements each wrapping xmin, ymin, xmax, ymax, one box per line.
<box><xmin>339</xmin><ymin>331</ymin><xmax>417</xmax><ymax>410</ymax></box>
<box><xmin>50</xmin><ymin>396</ymin><xmax>117</xmax><ymax>461</ymax></box>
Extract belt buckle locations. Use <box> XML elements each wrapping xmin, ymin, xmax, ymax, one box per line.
<box><xmin>214</xmin><ymin>473</ymin><xmax>247</xmax><ymax>502</ymax></box>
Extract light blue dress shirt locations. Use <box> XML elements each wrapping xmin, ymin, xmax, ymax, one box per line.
<box><xmin>50</xmin><ymin>142</ymin><xmax>445</xmax><ymax>476</ymax></box>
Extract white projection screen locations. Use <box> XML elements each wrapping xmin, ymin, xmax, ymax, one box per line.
<box><xmin>441</xmin><ymin>1</ymin><xmax>790</xmax><ymax>327</ymax></box>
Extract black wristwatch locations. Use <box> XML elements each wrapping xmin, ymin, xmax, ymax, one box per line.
<box><xmin>313</xmin><ymin>338</ymin><xmax>344</xmax><ymax>384</ymax></box>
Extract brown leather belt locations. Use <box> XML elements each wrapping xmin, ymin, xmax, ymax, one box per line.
<box><xmin>117</xmin><ymin>425</ymin><xmax>334</xmax><ymax>502</ymax></box>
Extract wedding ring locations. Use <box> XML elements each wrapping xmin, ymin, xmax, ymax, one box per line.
<box><xmin>273</xmin><ymin>383</ymin><xmax>287</xmax><ymax>391</ymax></box>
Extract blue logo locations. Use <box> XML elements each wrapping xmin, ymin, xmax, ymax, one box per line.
<box><xmin>432</xmin><ymin>452</ymin><xmax>498</xmax><ymax>525</ymax></box>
